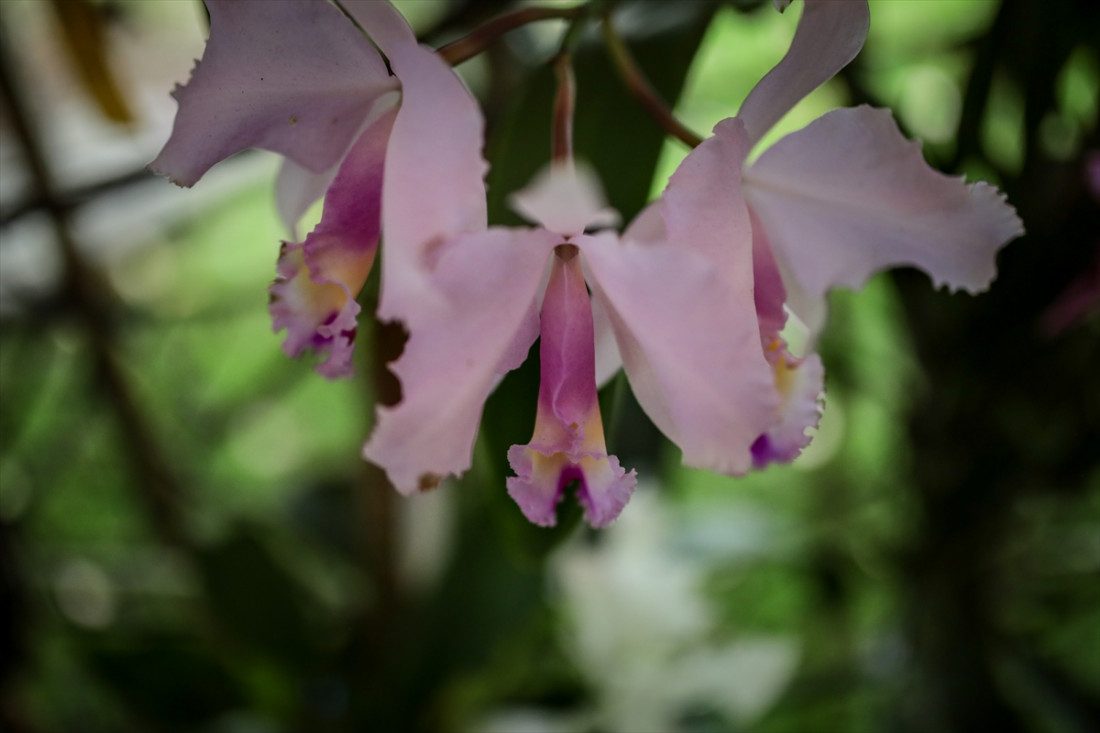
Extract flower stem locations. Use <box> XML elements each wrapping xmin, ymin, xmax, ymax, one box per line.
<box><xmin>438</xmin><ymin>5</ymin><xmax>583</xmax><ymax>66</ymax></box>
<box><xmin>601</xmin><ymin>10</ymin><xmax>703</xmax><ymax>148</ymax></box>
<box><xmin>552</xmin><ymin>53</ymin><xmax>576</xmax><ymax>162</ymax></box>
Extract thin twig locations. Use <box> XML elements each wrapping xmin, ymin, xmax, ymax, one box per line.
<box><xmin>438</xmin><ymin>5</ymin><xmax>582</xmax><ymax>66</ymax></box>
<box><xmin>0</xmin><ymin>31</ymin><xmax>190</xmax><ymax>550</ymax></box>
<box><xmin>552</xmin><ymin>54</ymin><xmax>576</xmax><ymax>162</ymax></box>
<box><xmin>601</xmin><ymin>10</ymin><xmax>703</xmax><ymax>149</ymax></box>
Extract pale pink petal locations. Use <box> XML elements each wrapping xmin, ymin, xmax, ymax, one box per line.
<box><xmin>582</xmin><ymin>116</ymin><xmax>776</xmax><ymax>473</ymax></box>
<box><xmin>274</xmin><ymin>92</ymin><xmax>401</xmax><ymax>239</ymax></box>
<box><xmin>752</xmin><ymin>342</ymin><xmax>825</xmax><ymax>467</ymax></box>
<box><xmin>363</xmin><ymin>229</ymin><xmax>559</xmax><ymax>494</ymax></box>
<box><xmin>583</xmin><ymin>233</ymin><xmax>778</xmax><ymax>475</ymax></box>
<box><xmin>507</xmin><ymin>250</ymin><xmax>637</xmax><ymax>527</ymax></box>
<box><xmin>658</xmin><ymin>118</ymin><xmax>752</xmax><ymax>272</ymax></box>
<box><xmin>151</xmin><ymin>0</ymin><xmax>394</xmax><ymax>187</ymax></box>
<box><xmin>744</xmin><ymin>105</ymin><xmax>1024</xmax><ymax>302</ymax></box>
<box><xmin>621</xmin><ymin>199</ymin><xmax>666</xmax><ymax>244</ymax></box>
<box><xmin>268</xmin><ymin>107</ymin><xmax>397</xmax><ymax>378</ymax></box>
<box><xmin>738</xmin><ymin>0</ymin><xmax>869</xmax><ymax>147</ymax></box>
<box><xmin>342</xmin><ymin>0</ymin><xmax>420</xmax><ymax>60</ymax></box>
<box><xmin>345</xmin><ymin>0</ymin><xmax>489</xmax><ymax>318</ymax></box>
<box><xmin>751</xmin><ymin>197</ymin><xmax>826</xmax><ymax>464</ymax></box>
<box><xmin>509</xmin><ymin>162</ymin><xmax>621</xmax><ymax>238</ymax></box>
<box><xmin>371</xmin><ymin>27</ymin><xmax>489</xmax><ymax>319</ymax></box>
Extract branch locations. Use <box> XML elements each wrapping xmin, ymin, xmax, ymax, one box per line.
<box><xmin>601</xmin><ymin>10</ymin><xmax>703</xmax><ymax>149</ymax></box>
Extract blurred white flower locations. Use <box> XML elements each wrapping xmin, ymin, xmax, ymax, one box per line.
<box><xmin>548</xmin><ymin>487</ymin><xmax>800</xmax><ymax>732</ymax></box>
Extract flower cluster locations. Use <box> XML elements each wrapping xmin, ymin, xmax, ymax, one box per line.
<box><xmin>153</xmin><ymin>0</ymin><xmax>1022</xmax><ymax>527</ymax></box>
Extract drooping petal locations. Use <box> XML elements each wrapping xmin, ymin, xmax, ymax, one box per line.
<box><xmin>751</xmin><ymin>341</ymin><xmax>824</xmax><ymax>467</ymax></box>
<box><xmin>268</xmin><ymin>106</ymin><xmax>397</xmax><ymax>378</ymax></box>
<box><xmin>509</xmin><ymin>162</ymin><xmax>621</xmax><ymax>239</ymax></box>
<box><xmin>751</xmin><ymin>209</ymin><xmax>789</xmax><ymax>347</ymax></box>
<box><xmin>752</xmin><ymin>203</ymin><xmax>825</xmax><ymax>464</ymax></box>
<box><xmin>507</xmin><ymin>248</ymin><xmax>637</xmax><ymax>528</ymax></box>
<box><xmin>738</xmin><ymin>0</ymin><xmax>869</xmax><ymax>147</ymax></box>
<box><xmin>342</xmin><ymin>0</ymin><xmax>420</xmax><ymax>60</ymax></box>
<box><xmin>346</xmin><ymin>1</ymin><xmax>490</xmax><ymax>318</ymax></box>
<box><xmin>274</xmin><ymin>92</ymin><xmax>401</xmax><ymax>239</ymax></box>
<box><xmin>585</xmin><ymin>116</ymin><xmax>776</xmax><ymax>474</ymax></box>
<box><xmin>583</xmin><ymin>233</ymin><xmax>778</xmax><ymax>475</ymax></box>
<box><xmin>363</xmin><ymin>229</ymin><xmax>560</xmax><ymax>494</ymax></box>
<box><xmin>151</xmin><ymin>0</ymin><xmax>394</xmax><ymax>187</ymax></box>
<box><xmin>621</xmin><ymin>199</ymin><xmax>666</xmax><ymax>245</ymax></box>
<box><xmin>659</xmin><ymin>118</ymin><xmax>752</xmax><ymax>272</ymax></box>
<box><xmin>744</xmin><ymin>105</ymin><xmax>1025</xmax><ymax>302</ymax></box>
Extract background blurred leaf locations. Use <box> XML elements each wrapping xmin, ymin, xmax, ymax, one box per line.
<box><xmin>48</xmin><ymin>0</ymin><xmax>134</xmax><ymax>125</ymax></box>
<box><xmin>197</xmin><ymin>523</ymin><xmax>316</xmax><ymax>667</ymax></box>
<box><xmin>82</xmin><ymin>632</ymin><xmax>242</xmax><ymax>729</ymax></box>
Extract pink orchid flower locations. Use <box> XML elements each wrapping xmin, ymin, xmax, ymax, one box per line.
<box><xmin>662</xmin><ymin>0</ymin><xmax>1023</xmax><ymax>466</ymax></box>
<box><xmin>151</xmin><ymin>1</ymin><xmax>484</xmax><ymax>378</ymax></box>
<box><xmin>363</xmin><ymin>140</ymin><xmax>779</xmax><ymax>526</ymax></box>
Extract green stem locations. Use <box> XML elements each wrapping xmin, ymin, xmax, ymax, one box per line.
<box><xmin>552</xmin><ymin>54</ymin><xmax>576</xmax><ymax>162</ymax></box>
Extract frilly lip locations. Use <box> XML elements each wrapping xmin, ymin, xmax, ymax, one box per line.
<box><xmin>506</xmin><ymin>443</ymin><xmax>637</xmax><ymax>528</ymax></box>
<box><xmin>268</xmin><ymin>240</ymin><xmax>369</xmax><ymax>379</ymax></box>
<box><xmin>751</xmin><ymin>342</ymin><xmax>825</xmax><ymax>468</ymax></box>
<box><xmin>506</xmin><ymin>248</ymin><xmax>637</xmax><ymax>528</ymax></box>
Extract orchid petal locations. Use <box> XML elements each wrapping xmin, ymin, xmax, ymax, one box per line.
<box><xmin>363</xmin><ymin>229</ymin><xmax>559</xmax><ymax>494</ymax></box>
<box><xmin>583</xmin><ymin>233</ymin><xmax>778</xmax><ymax>475</ymax></box>
<box><xmin>738</xmin><ymin>0</ymin><xmax>869</xmax><ymax>147</ymax></box>
<box><xmin>268</xmin><ymin>106</ymin><xmax>396</xmax><ymax>378</ymax></box>
<box><xmin>151</xmin><ymin>0</ymin><xmax>394</xmax><ymax>187</ymax></box>
<box><xmin>621</xmin><ymin>199</ymin><xmax>666</xmax><ymax>244</ymax></box>
<box><xmin>345</xmin><ymin>1</ymin><xmax>490</xmax><ymax>319</ymax></box>
<box><xmin>751</xmin><ymin>210</ymin><xmax>789</xmax><ymax>347</ymax></box>
<box><xmin>274</xmin><ymin>92</ymin><xmax>401</xmax><ymax>239</ymax></box>
<box><xmin>342</xmin><ymin>0</ymin><xmax>420</xmax><ymax>61</ymax></box>
<box><xmin>659</xmin><ymin>118</ymin><xmax>752</xmax><ymax>272</ymax></box>
<box><xmin>507</xmin><ymin>250</ymin><xmax>637</xmax><ymax>527</ymax></box>
<box><xmin>744</xmin><ymin>106</ymin><xmax>1024</xmax><ymax>302</ymax></box>
<box><xmin>509</xmin><ymin>162</ymin><xmax>621</xmax><ymax>239</ymax></box>
<box><xmin>751</xmin><ymin>343</ymin><xmax>824</xmax><ymax>467</ymax></box>
<box><xmin>580</xmin><ymin>116</ymin><xmax>776</xmax><ymax>473</ymax></box>
<box><xmin>313</xmin><ymin>1</ymin><xmax>492</xmax><ymax>338</ymax></box>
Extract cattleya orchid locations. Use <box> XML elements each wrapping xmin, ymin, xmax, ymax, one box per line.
<box><xmin>657</xmin><ymin>0</ymin><xmax>1023</xmax><ymax>466</ymax></box>
<box><xmin>152</xmin><ymin>0</ymin><xmax>483</xmax><ymax>378</ymax></box>
<box><xmin>363</xmin><ymin>148</ymin><xmax>779</xmax><ymax>526</ymax></box>
<box><xmin>152</xmin><ymin>0</ymin><xmax>1024</xmax><ymax>529</ymax></box>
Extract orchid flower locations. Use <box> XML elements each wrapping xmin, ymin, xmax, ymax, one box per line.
<box><xmin>363</xmin><ymin>133</ymin><xmax>778</xmax><ymax>526</ymax></box>
<box><xmin>659</xmin><ymin>0</ymin><xmax>1023</xmax><ymax>466</ymax></box>
<box><xmin>151</xmin><ymin>1</ymin><xmax>481</xmax><ymax>378</ymax></box>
